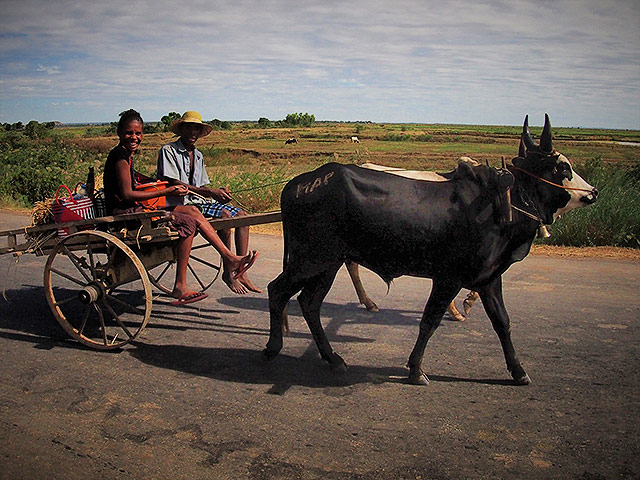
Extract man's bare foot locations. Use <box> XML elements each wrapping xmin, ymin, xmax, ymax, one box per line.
<box><xmin>236</xmin><ymin>273</ymin><xmax>262</xmax><ymax>293</ymax></box>
<box><xmin>221</xmin><ymin>251</ymin><xmax>258</xmax><ymax>294</ymax></box>
<box><xmin>222</xmin><ymin>272</ymin><xmax>249</xmax><ymax>294</ymax></box>
<box><xmin>171</xmin><ymin>287</ymin><xmax>192</xmax><ymax>299</ymax></box>
<box><xmin>230</xmin><ymin>251</ymin><xmax>258</xmax><ymax>280</ymax></box>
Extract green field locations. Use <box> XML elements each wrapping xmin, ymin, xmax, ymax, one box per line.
<box><xmin>1</xmin><ymin>122</ymin><xmax>639</xmax><ymax>247</ymax></box>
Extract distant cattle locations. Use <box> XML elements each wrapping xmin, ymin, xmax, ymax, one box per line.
<box><xmin>264</xmin><ymin>114</ymin><xmax>598</xmax><ymax>385</ymax></box>
<box><xmin>285</xmin><ymin>137</ymin><xmax>298</xmax><ymax>145</ymax></box>
<box><xmin>351</xmin><ymin>136</ymin><xmax>360</xmax><ymax>143</ymax></box>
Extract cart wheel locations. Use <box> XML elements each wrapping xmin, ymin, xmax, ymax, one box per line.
<box><xmin>147</xmin><ymin>237</ymin><xmax>221</xmax><ymax>295</ymax></box>
<box><xmin>44</xmin><ymin>230</ymin><xmax>152</xmax><ymax>350</ymax></box>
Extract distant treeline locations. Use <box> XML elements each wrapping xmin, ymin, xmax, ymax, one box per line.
<box><xmin>2</xmin><ymin>111</ymin><xmax>319</xmax><ymax>135</ymax></box>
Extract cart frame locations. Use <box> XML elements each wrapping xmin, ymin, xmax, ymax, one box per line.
<box><xmin>0</xmin><ymin>210</ymin><xmax>281</xmax><ymax>350</ymax></box>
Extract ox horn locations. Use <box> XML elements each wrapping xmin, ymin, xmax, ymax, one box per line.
<box><xmin>522</xmin><ymin>115</ymin><xmax>537</xmax><ymax>152</ymax></box>
<box><xmin>540</xmin><ymin>113</ymin><xmax>553</xmax><ymax>153</ymax></box>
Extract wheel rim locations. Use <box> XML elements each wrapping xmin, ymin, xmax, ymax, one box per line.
<box><xmin>148</xmin><ymin>237</ymin><xmax>221</xmax><ymax>294</ymax></box>
<box><xmin>44</xmin><ymin>231</ymin><xmax>152</xmax><ymax>350</ymax></box>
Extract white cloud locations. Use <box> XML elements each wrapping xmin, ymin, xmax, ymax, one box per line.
<box><xmin>36</xmin><ymin>65</ymin><xmax>61</xmax><ymax>75</ymax></box>
<box><xmin>0</xmin><ymin>0</ymin><xmax>638</xmax><ymax>127</ymax></box>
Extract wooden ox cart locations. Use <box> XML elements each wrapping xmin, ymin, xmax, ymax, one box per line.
<box><xmin>0</xmin><ymin>210</ymin><xmax>281</xmax><ymax>350</ymax></box>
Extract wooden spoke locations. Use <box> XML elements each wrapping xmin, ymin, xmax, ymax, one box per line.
<box><xmin>44</xmin><ymin>230</ymin><xmax>151</xmax><ymax>350</ymax></box>
<box><xmin>104</xmin><ymin>293</ymin><xmax>147</xmax><ymax>316</ymax></box>
<box><xmin>102</xmin><ymin>302</ymin><xmax>135</xmax><ymax>340</ymax></box>
<box><xmin>60</xmin><ymin>243</ymin><xmax>93</xmax><ymax>283</ymax></box>
<box><xmin>148</xmin><ymin>240</ymin><xmax>221</xmax><ymax>295</ymax></box>
<box><xmin>48</xmin><ymin>266</ymin><xmax>86</xmax><ymax>287</ymax></box>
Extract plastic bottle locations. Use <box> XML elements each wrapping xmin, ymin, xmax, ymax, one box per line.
<box><xmin>73</xmin><ymin>184</ymin><xmax>87</xmax><ymax>199</ymax></box>
<box><xmin>86</xmin><ymin>166</ymin><xmax>95</xmax><ymax>198</ymax></box>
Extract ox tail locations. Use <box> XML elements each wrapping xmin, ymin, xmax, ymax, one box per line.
<box><xmin>281</xmin><ymin>218</ymin><xmax>289</xmax><ymax>270</ymax></box>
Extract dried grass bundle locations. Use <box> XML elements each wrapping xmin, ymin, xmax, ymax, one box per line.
<box><xmin>31</xmin><ymin>199</ymin><xmax>55</xmax><ymax>226</ymax></box>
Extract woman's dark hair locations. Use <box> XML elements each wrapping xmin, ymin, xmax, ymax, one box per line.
<box><xmin>117</xmin><ymin>109</ymin><xmax>143</xmax><ymax>135</ymax></box>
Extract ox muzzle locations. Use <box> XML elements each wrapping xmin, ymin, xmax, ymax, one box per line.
<box><xmin>580</xmin><ymin>188</ymin><xmax>599</xmax><ymax>205</ymax></box>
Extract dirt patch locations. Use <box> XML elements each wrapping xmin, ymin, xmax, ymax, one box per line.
<box><xmin>531</xmin><ymin>244</ymin><xmax>640</xmax><ymax>260</ymax></box>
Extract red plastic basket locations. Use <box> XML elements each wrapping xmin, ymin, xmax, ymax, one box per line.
<box><xmin>51</xmin><ymin>185</ymin><xmax>95</xmax><ymax>238</ymax></box>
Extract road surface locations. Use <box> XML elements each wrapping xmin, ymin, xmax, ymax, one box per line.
<box><xmin>0</xmin><ymin>210</ymin><xmax>638</xmax><ymax>479</ymax></box>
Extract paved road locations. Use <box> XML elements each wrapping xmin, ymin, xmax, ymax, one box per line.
<box><xmin>0</xmin><ymin>210</ymin><xmax>639</xmax><ymax>479</ymax></box>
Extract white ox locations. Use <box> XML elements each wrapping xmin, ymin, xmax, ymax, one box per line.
<box><xmin>348</xmin><ymin>158</ymin><xmax>482</xmax><ymax>321</ymax></box>
<box><xmin>351</xmin><ymin>136</ymin><xmax>360</xmax><ymax>143</ymax></box>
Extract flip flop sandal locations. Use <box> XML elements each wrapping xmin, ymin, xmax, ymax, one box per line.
<box><xmin>170</xmin><ymin>291</ymin><xmax>208</xmax><ymax>306</ymax></box>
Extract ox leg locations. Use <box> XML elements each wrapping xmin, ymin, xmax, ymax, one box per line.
<box><xmin>264</xmin><ymin>271</ymin><xmax>305</xmax><ymax>361</ymax></box>
<box><xmin>407</xmin><ymin>281</ymin><xmax>460</xmax><ymax>385</ymax></box>
<box><xmin>447</xmin><ymin>300</ymin><xmax>466</xmax><ymax>322</ymax></box>
<box><xmin>297</xmin><ymin>265</ymin><xmax>347</xmax><ymax>372</ymax></box>
<box><xmin>463</xmin><ymin>291</ymin><xmax>480</xmax><ymax>315</ymax></box>
<box><xmin>477</xmin><ymin>277</ymin><xmax>530</xmax><ymax>385</ymax></box>
<box><xmin>345</xmin><ymin>261</ymin><xmax>379</xmax><ymax>312</ymax></box>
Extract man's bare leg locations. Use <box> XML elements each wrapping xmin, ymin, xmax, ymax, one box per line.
<box><xmin>173</xmin><ymin>205</ymin><xmax>256</xmax><ymax>294</ymax></box>
<box><xmin>233</xmin><ymin>213</ymin><xmax>261</xmax><ymax>293</ymax></box>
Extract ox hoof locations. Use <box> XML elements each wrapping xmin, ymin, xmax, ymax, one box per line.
<box><xmin>364</xmin><ymin>302</ymin><xmax>380</xmax><ymax>313</ymax></box>
<box><xmin>407</xmin><ymin>369</ymin><xmax>430</xmax><ymax>386</ymax></box>
<box><xmin>331</xmin><ymin>362</ymin><xmax>348</xmax><ymax>374</ymax></box>
<box><xmin>262</xmin><ymin>348</ymin><xmax>279</xmax><ymax>362</ymax></box>
<box><xmin>327</xmin><ymin>353</ymin><xmax>348</xmax><ymax>373</ymax></box>
<box><xmin>512</xmin><ymin>373</ymin><xmax>531</xmax><ymax>386</ymax></box>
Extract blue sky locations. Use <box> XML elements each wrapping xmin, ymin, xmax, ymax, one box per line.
<box><xmin>1</xmin><ymin>0</ymin><xmax>638</xmax><ymax>129</ymax></box>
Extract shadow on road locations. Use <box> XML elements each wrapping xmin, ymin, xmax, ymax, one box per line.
<box><xmin>128</xmin><ymin>341</ymin><xmax>514</xmax><ymax>391</ymax></box>
<box><xmin>0</xmin><ymin>285</ymin><xmax>68</xmax><ymax>344</ymax></box>
<box><xmin>1</xmin><ymin>286</ymin><xmax>511</xmax><ymax>389</ymax></box>
<box><xmin>218</xmin><ymin>295</ymin><xmax>428</xmax><ymax>327</ymax></box>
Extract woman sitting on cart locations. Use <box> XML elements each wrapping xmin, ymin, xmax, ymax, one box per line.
<box><xmin>103</xmin><ymin>109</ymin><xmax>258</xmax><ymax>305</ymax></box>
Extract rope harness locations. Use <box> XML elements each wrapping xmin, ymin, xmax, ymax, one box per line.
<box><xmin>510</xmin><ymin>165</ymin><xmax>595</xmax><ymax>193</ymax></box>
<box><xmin>507</xmin><ymin>163</ymin><xmax>595</xmax><ymax>238</ymax></box>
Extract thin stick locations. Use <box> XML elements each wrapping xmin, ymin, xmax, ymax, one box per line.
<box><xmin>187</xmin><ymin>189</ymin><xmax>252</xmax><ymax>213</ymax></box>
<box><xmin>187</xmin><ymin>190</ymin><xmax>209</xmax><ymax>201</ymax></box>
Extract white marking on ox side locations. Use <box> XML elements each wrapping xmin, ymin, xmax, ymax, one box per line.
<box><xmin>360</xmin><ymin>157</ymin><xmax>479</xmax><ymax>182</ymax></box>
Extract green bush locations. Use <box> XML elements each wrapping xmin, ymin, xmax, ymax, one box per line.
<box><xmin>207</xmin><ymin>119</ymin><xmax>232</xmax><ymax>130</ymax></box>
<box><xmin>0</xmin><ymin>135</ymin><xmax>100</xmax><ymax>204</ymax></box>
<box><xmin>379</xmin><ymin>133</ymin><xmax>407</xmax><ymax>141</ymax></box>
<box><xmin>280</xmin><ymin>113</ymin><xmax>315</xmax><ymax>127</ymax></box>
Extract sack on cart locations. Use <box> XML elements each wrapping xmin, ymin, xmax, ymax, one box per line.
<box><xmin>52</xmin><ymin>184</ymin><xmax>95</xmax><ymax>238</ymax></box>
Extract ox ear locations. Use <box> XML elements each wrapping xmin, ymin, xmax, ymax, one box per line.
<box><xmin>540</xmin><ymin>113</ymin><xmax>553</xmax><ymax>153</ymax></box>
<box><xmin>518</xmin><ymin>136</ymin><xmax>526</xmax><ymax>158</ymax></box>
<box><xmin>453</xmin><ymin>160</ymin><xmax>478</xmax><ymax>182</ymax></box>
<box><xmin>522</xmin><ymin>115</ymin><xmax>537</xmax><ymax>152</ymax></box>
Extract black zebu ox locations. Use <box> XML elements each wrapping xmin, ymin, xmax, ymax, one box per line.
<box><xmin>264</xmin><ymin>115</ymin><xmax>598</xmax><ymax>385</ymax></box>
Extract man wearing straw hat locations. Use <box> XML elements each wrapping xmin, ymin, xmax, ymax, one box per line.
<box><xmin>157</xmin><ymin>110</ymin><xmax>260</xmax><ymax>294</ymax></box>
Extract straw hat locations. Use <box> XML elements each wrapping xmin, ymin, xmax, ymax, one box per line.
<box><xmin>170</xmin><ymin>111</ymin><xmax>213</xmax><ymax>137</ymax></box>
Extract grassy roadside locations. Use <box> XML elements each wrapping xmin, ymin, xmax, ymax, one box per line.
<box><xmin>1</xmin><ymin>122</ymin><xmax>638</xmax><ymax>249</ymax></box>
